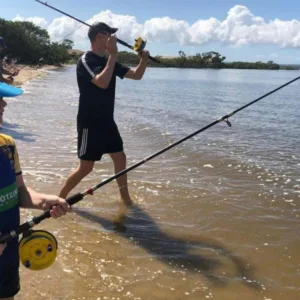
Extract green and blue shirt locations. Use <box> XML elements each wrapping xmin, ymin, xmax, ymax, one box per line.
<box><xmin>0</xmin><ymin>134</ymin><xmax>21</xmax><ymax>265</ymax></box>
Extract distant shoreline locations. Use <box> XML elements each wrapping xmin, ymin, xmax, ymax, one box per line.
<box><xmin>11</xmin><ymin>64</ymin><xmax>61</xmax><ymax>87</ymax></box>
<box><xmin>65</xmin><ymin>61</ymin><xmax>300</xmax><ymax>71</ymax></box>
<box><xmin>9</xmin><ymin>61</ymin><xmax>298</xmax><ymax>88</ymax></box>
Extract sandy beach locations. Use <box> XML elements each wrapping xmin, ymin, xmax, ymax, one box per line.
<box><xmin>10</xmin><ymin>64</ymin><xmax>60</xmax><ymax>86</ymax></box>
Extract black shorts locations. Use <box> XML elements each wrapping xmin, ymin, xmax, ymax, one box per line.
<box><xmin>0</xmin><ymin>263</ymin><xmax>20</xmax><ymax>298</ymax></box>
<box><xmin>77</xmin><ymin>121</ymin><xmax>124</xmax><ymax>161</ymax></box>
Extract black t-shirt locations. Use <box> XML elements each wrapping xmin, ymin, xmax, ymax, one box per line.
<box><xmin>76</xmin><ymin>51</ymin><xmax>130</xmax><ymax>126</ymax></box>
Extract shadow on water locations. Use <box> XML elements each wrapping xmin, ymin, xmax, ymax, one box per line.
<box><xmin>1</xmin><ymin>122</ymin><xmax>22</xmax><ymax>129</ymax></box>
<box><xmin>74</xmin><ymin>203</ymin><xmax>262</xmax><ymax>290</ymax></box>
<box><xmin>0</xmin><ymin>123</ymin><xmax>38</xmax><ymax>142</ymax></box>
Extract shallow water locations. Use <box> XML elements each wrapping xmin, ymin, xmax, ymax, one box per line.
<box><xmin>2</xmin><ymin>66</ymin><xmax>299</xmax><ymax>300</ymax></box>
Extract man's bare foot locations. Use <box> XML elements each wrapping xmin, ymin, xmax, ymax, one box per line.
<box><xmin>112</xmin><ymin>213</ymin><xmax>127</xmax><ymax>232</ymax></box>
<box><xmin>122</xmin><ymin>198</ymin><xmax>133</xmax><ymax>207</ymax></box>
<box><xmin>112</xmin><ymin>201</ymin><xmax>132</xmax><ymax>232</ymax></box>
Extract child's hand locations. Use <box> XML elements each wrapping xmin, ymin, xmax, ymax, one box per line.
<box><xmin>41</xmin><ymin>195</ymin><xmax>71</xmax><ymax>218</ymax></box>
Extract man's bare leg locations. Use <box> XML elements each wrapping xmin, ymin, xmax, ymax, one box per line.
<box><xmin>59</xmin><ymin>160</ymin><xmax>94</xmax><ymax>199</ymax></box>
<box><xmin>109</xmin><ymin>151</ymin><xmax>133</xmax><ymax>207</ymax></box>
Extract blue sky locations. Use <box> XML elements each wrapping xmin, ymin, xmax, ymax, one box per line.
<box><xmin>2</xmin><ymin>0</ymin><xmax>300</xmax><ymax>63</ymax></box>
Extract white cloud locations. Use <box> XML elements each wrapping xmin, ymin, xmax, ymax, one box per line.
<box><xmin>13</xmin><ymin>14</ymin><xmax>48</xmax><ymax>28</ymax></box>
<box><xmin>143</xmin><ymin>17</ymin><xmax>190</xmax><ymax>45</ymax></box>
<box><xmin>13</xmin><ymin>5</ymin><xmax>300</xmax><ymax>50</ymax></box>
<box><xmin>47</xmin><ymin>16</ymin><xmax>83</xmax><ymax>42</ymax></box>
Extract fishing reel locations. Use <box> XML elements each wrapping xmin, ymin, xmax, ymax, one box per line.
<box><xmin>18</xmin><ymin>229</ymin><xmax>58</xmax><ymax>271</ymax></box>
<box><xmin>133</xmin><ymin>37</ymin><xmax>147</xmax><ymax>52</ymax></box>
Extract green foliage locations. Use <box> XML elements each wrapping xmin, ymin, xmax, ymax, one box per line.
<box><xmin>1</xmin><ymin>18</ymin><xmax>296</xmax><ymax>70</ymax></box>
<box><xmin>113</xmin><ymin>50</ymin><xmax>297</xmax><ymax>70</ymax></box>
<box><xmin>225</xmin><ymin>60</ymin><xmax>280</xmax><ymax>70</ymax></box>
<box><xmin>0</xmin><ymin>18</ymin><xmax>72</xmax><ymax>65</ymax></box>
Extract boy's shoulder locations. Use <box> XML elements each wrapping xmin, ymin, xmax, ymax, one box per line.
<box><xmin>0</xmin><ymin>133</ymin><xmax>16</xmax><ymax>147</ymax></box>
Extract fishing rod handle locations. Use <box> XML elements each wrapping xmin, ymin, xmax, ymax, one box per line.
<box><xmin>0</xmin><ymin>222</ymin><xmax>31</xmax><ymax>244</ymax></box>
<box><xmin>36</xmin><ymin>192</ymin><xmax>84</xmax><ymax>221</ymax></box>
<box><xmin>0</xmin><ymin>193</ymin><xmax>84</xmax><ymax>244</ymax></box>
<box><xmin>0</xmin><ymin>233</ymin><xmax>13</xmax><ymax>243</ymax></box>
<box><xmin>66</xmin><ymin>192</ymin><xmax>84</xmax><ymax>205</ymax></box>
<box><xmin>148</xmin><ymin>55</ymin><xmax>160</xmax><ymax>64</ymax></box>
<box><xmin>116</xmin><ymin>38</ymin><xmax>133</xmax><ymax>49</ymax></box>
<box><xmin>117</xmin><ymin>38</ymin><xmax>160</xmax><ymax>64</ymax></box>
<box><xmin>0</xmin><ymin>232</ymin><xmax>17</xmax><ymax>244</ymax></box>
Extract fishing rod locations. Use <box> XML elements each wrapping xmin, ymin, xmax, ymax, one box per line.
<box><xmin>56</xmin><ymin>24</ymin><xmax>84</xmax><ymax>45</ymax></box>
<box><xmin>1</xmin><ymin>74</ymin><xmax>299</xmax><ymax>248</ymax></box>
<box><xmin>7</xmin><ymin>58</ymin><xmax>44</xmax><ymax>80</ymax></box>
<box><xmin>34</xmin><ymin>0</ymin><xmax>161</xmax><ymax>64</ymax></box>
<box><xmin>5</xmin><ymin>58</ymin><xmax>27</xmax><ymax>80</ymax></box>
<box><xmin>1</xmin><ymin>75</ymin><xmax>299</xmax><ymax>271</ymax></box>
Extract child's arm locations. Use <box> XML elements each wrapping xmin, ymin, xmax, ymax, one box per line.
<box><xmin>16</xmin><ymin>175</ymin><xmax>71</xmax><ymax>218</ymax></box>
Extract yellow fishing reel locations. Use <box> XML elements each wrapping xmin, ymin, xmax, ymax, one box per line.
<box><xmin>18</xmin><ymin>230</ymin><xmax>58</xmax><ymax>271</ymax></box>
<box><xmin>133</xmin><ymin>37</ymin><xmax>147</xmax><ymax>52</ymax></box>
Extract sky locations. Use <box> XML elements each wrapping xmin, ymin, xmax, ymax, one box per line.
<box><xmin>2</xmin><ymin>0</ymin><xmax>300</xmax><ymax>64</ymax></box>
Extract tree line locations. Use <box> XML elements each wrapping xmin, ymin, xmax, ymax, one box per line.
<box><xmin>1</xmin><ymin>18</ymin><xmax>297</xmax><ymax>70</ymax></box>
<box><xmin>116</xmin><ymin>50</ymin><xmax>298</xmax><ymax>70</ymax></box>
<box><xmin>0</xmin><ymin>18</ymin><xmax>73</xmax><ymax>65</ymax></box>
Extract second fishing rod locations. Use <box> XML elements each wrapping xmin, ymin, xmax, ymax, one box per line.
<box><xmin>1</xmin><ymin>74</ymin><xmax>299</xmax><ymax>245</ymax></box>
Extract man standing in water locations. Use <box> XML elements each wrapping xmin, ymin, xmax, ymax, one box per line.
<box><xmin>0</xmin><ymin>37</ymin><xmax>18</xmax><ymax>84</ymax></box>
<box><xmin>59</xmin><ymin>22</ymin><xmax>149</xmax><ymax>207</ymax></box>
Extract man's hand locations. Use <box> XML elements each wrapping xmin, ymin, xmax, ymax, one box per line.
<box><xmin>106</xmin><ymin>34</ymin><xmax>118</xmax><ymax>56</ymax></box>
<box><xmin>12</xmin><ymin>70</ymin><xmax>19</xmax><ymax>77</ymax></box>
<box><xmin>40</xmin><ymin>195</ymin><xmax>72</xmax><ymax>218</ymax></box>
<box><xmin>4</xmin><ymin>76</ymin><xmax>14</xmax><ymax>84</ymax></box>
<box><xmin>139</xmin><ymin>50</ymin><xmax>149</xmax><ymax>63</ymax></box>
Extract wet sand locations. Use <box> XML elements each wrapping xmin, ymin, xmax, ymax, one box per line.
<box><xmin>10</xmin><ymin>64</ymin><xmax>60</xmax><ymax>86</ymax></box>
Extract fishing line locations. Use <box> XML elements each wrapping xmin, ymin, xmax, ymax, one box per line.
<box><xmin>35</xmin><ymin>0</ymin><xmax>161</xmax><ymax>64</ymax></box>
<box><xmin>56</xmin><ymin>24</ymin><xmax>84</xmax><ymax>45</ymax></box>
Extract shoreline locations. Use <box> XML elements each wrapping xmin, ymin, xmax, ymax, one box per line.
<box><xmin>12</xmin><ymin>64</ymin><xmax>61</xmax><ymax>87</ymax></box>
<box><xmin>0</xmin><ymin>64</ymin><xmax>62</xmax><ymax>129</ymax></box>
<box><xmin>9</xmin><ymin>64</ymin><xmax>298</xmax><ymax>87</ymax></box>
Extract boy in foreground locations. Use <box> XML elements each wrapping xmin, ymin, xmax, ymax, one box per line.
<box><xmin>0</xmin><ymin>94</ymin><xmax>71</xmax><ymax>299</ymax></box>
